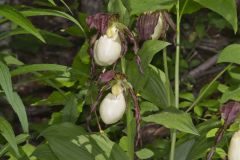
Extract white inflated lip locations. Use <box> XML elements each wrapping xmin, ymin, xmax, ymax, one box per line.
<box><xmin>99</xmin><ymin>92</ymin><xmax>126</xmax><ymax>124</ymax></box>
<box><xmin>93</xmin><ymin>27</ymin><xmax>122</xmax><ymax>66</ymax></box>
<box><xmin>228</xmin><ymin>130</ymin><xmax>240</xmax><ymax>160</ymax></box>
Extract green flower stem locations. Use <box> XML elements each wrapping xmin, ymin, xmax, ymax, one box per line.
<box><xmin>121</xmin><ymin>57</ymin><xmax>134</xmax><ymax>160</ymax></box>
<box><xmin>170</xmin><ymin>1</ymin><xmax>180</xmax><ymax>160</ymax></box>
<box><xmin>126</xmin><ymin>100</ymin><xmax>135</xmax><ymax>160</ymax></box>
<box><xmin>121</xmin><ymin>57</ymin><xmax>126</xmax><ymax>74</ymax></box>
<box><xmin>180</xmin><ymin>0</ymin><xmax>189</xmax><ymax>19</ymax></box>
<box><xmin>163</xmin><ymin>48</ymin><xmax>171</xmax><ymax>106</ymax></box>
<box><xmin>175</xmin><ymin>0</ymin><xmax>181</xmax><ymax>111</ymax></box>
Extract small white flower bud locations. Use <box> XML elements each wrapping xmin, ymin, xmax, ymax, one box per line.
<box><xmin>94</xmin><ymin>26</ymin><xmax>122</xmax><ymax>66</ymax></box>
<box><xmin>228</xmin><ymin>130</ymin><xmax>240</xmax><ymax>160</ymax></box>
<box><xmin>99</xmin><ymin>92</ymin><xmax>126</xmax><ymax>124</ymax></box>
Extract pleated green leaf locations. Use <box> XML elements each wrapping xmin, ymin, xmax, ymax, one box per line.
<box><xmin>0</xmin><ymin>61</ymin><xmax>28</xmax><ymax>132</ymax></box>
<box><xmin>0</xmin><ymin>117</ymin><xmax>20</xmax><ymax>157</ymax></box>
<box><xmin>0</xmin><ymin>5</ymin><xmax>45</xmax><ymax>42</ymax></box>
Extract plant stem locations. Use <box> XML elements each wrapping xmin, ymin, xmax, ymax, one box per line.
<box><xmin>121</xmin><ymin>57</ymin><xmax>126</xmax><ymax>74</ymax></box>
<box><xmin>170</xmin><ymin>131</ymin><xmax>177</xmax><ymax>160</ymax></box>
<box><xmin>175</xmin><ymin>1</ymin><xmax>180</xmax><ymax>110</ymax></box>
<box><xmin>94</xmin><ymin>111</ymin><xmax>103</xmax><ymax>133</ymax></box>
<box><xmin>186</xmin><ymin>64</ymin><xmax>232</xmax><ymax>112</ymax></box>
<box><xmin>126</xmin><ymin>100</ymin><xmax>135</xmax><ymax>160</ymax></box>
<box><xmin>163</xmin><ymin>48</ymin><xmax>171</xmax><ymax>106</ymax></box>
<box><xmin>180</xmin><ymin>0</ymin><xmax>189</xmax><ymax>19</ymax></box>
<box><xmin>121</xmin><ymin>57</ymin><xmax>134</xmax><ymax>160</ymax></box>
<box><xmin>170</xmin><ymin>1</ymin><xmax>180</xmax><ymax>160</ymax></box>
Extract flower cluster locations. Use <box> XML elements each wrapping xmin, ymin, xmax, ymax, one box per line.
<box><xmin>86</xmin><ymin>11</ymin><xmax>172</xmax><ymax>146</ymax></box>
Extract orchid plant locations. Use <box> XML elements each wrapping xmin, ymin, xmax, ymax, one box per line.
<box><xmin>0</xmin><ymin>0</ymin><xmax>240</xmax><ymax>160</ymax></box>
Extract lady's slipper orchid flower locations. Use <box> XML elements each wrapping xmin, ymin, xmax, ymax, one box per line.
<box><xmin>99</xmin><ymin>83</ymin><xmax>126</xmax><ymax>124</ymax></box>
<box><xmin>93</xmin><ymin>26</ymin><xmax>122</xmax><ymax>66</ymax></box>
<box><xmin>86</xmin><ymin>13</ymin><xmax>142</xmax><ymax>71</ymax></box>
<box><xmin>228</xmin><ymin>130</ymin><xmax>240</xmax><ymax>160</ymax></box>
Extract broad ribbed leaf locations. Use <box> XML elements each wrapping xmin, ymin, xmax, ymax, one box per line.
<box><xmin>41</xmin><ymin>123</ymin><xmax>93</xmax><ymax>160</ymax></box>
<box><xmin>0</xmin><ymin>28</ymin><xmax>29</xmax><ymax>40</ymax></box>
<box><xmin>136</xmin><ymin>148</ymin><xmax>154</xmax><ymax>159</ymax></box>
<box><xmin>48</xmin><ymin>137</ymin><xmax>93</xmax><ymax>160</ymax></box>
<box><xmin>41</xmin><ymin>123</ymin><xmax>129</xmax><ymax>160</ymax></box>
<box><xmin>140</xmin><ymin>101</ymin><xmax>159</xmax><ymax>115</ymax></box>
<box><xmin>11</xmin><ymin>64</ymin><xmax>68</xmax><ymax>76</ymax></box>
<box><xmin>129</xmin><ymin>0</ymin><xmax>176</xmax><ymax>15</ymax></box>
<box><xmin>40</xmin><ymin>30</ymin><xmax>73</xmax><ymax>47</ymax></box>
<box><xmin>59</xmin><ymin>0</ymin><xmax>73</xmax><ymax>15</ymax></box>
<box><xmin>175</xmin><ymin>140</ymin><xmax>195</xmax><ymax>160</ymax></box>
<box><xmin>143</xmin><ymin>109</ymin><xmax>199</xmax><ymax>135</ymax></box>
<box><xmin>32</xmin><ymin>91</ymin><xmax>67</xmax><ymax>106</ymax></box>
<box><xmin>139</xmin><ymin>40</ymin><xmax>170</xmax><ymax>70</ymax></box>
<box><xmin>61</xmin><ymin>95</ymin><xmax>78</xmax><ymax>123</ymax></box>
<box><xmin>9</xmin><ymin>93</ymin><xmax>29</xmax><ymax>132</ymax></box>
<box><xmin>220</xmin><ymin>87</ymin><xmax>240</xmax><ymax>103</ymax></box>
<box><xmin>0</xmin><ymin>61</ymin><xmax>12</xmax><ymax>98</ymax></box>
<box><xmin>0</xmin><ymin>28</ymin><xmax>73</xmax><ymax>46</ymax></box>
<box><xmin>33</xmin><ymin>144</ymin><xmax>58</xmax><ymax>160</ymax></box>
<box><xmin>21</xmin><ymin>9</ymin><xmax>86</xmax><ymax>37</ymax></box>
<box><xmin>194</xmin><ymin>0</ymin><xmax>238</xmax><ymax>33</ymax></box>
<box><xmin>2</xmin><ymin>55</ymin><xmax>24</xmax><ymax>66</ymax></box>
<box><xmin>0</xmin><ymin>134</ymin><xmax>28</xmax><ymax>157</ymax></box>
<box><xmin>180</xmin><ymin>0</ymin><xmax>202</xmax><ymax>14</ymax></box>
<box><xmin>140</xmin><ymin>65</ymin><xmax>174</xmax><ymax>108</ymax></box>
<box><xmin>48</xmin><ymin>0</ymin><xmax>56</xmax><ymax>6</ymax></box>
<box><xmin>88</xmin><ymin>134</ymin><xmax>130</xmax><ymax>160</ymax></box>
<box><xmin>127</xmin><ymin>40</ymin><xmax>170</xmax><ymax>92</ymax></box>
<box><xmin>0</xmin><ymin>5</ymin><xmax>45</xmax><ymax>42</ymax></box>
<box><xmin>218</xmin><ymin>44</ymin><xmax>240</xmax><ymax>64</ymax></box>
<box><xmin>0</xmin><ymin>61</ymin><xmax>28</xmax><ymax>132</ymax></box>
<box><xmin>108</xmin><ymin>0</ymin><xmax>130</xmax><ymax>25</ymax></box>
<box><xmin>175</xmin><ymin>120</ymin><xmax>220</xmax><ymax>160</ymax></box>
<box><xmin>0</xmin><ymin>117</ymin><xmax>19</xmax><ymax>157</ymax></box>
<box><xmin>127</xmin><ymin>40</ymin><xmax>173</xmax><ymax>108</ymax></box>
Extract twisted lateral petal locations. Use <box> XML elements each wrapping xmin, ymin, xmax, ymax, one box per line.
<box><xmin>137</xmin><ymin>11</ymin><xmax>168</xmax><ymax>41</ymax></box>
<box><xmin>151</xmin><ymin>12</ymin><xmax>164</xmax><ymax>40</ymax></box>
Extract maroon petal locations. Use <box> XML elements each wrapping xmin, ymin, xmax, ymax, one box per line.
<box><xmin>136</xmin><ymin>55</ymin><xmax>144</xmax><ymax>74</ymax></box>
<box><xmin>86</xmin><ymin>13</ymin><xmax>115</xmax><ymax>35</ymax></box>
<box><xmin>128</xmin><ymin>88</ymin><xmax>142</xmax><ymax>147</ymax></box>
<box><xmin>221</xmin><ymin>101</ymin><xmax>240</xmax><ymax>127</ymax></box>
<box><xmin>136</xmin><ymin>12</ymin><xmax>160</xmax><ymax>41</ymax></box>
<box><xmin>99</xmin><ymin>70</ymin><xmax>116</xmax><ymax>83</ymax></box>
<box><xmin>206</xmin><ymin>101</ymin><xmax>240</xmax><ymax>159</ymax></box>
